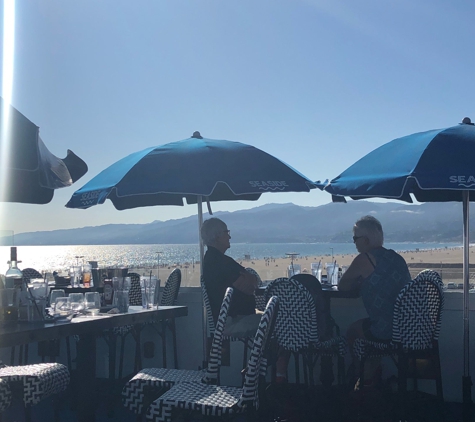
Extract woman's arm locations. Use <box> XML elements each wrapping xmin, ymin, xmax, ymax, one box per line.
<box><xmin>338</xmin><ymin>253</ymin><xmax>374</xmax><ymax>291</ymax></box>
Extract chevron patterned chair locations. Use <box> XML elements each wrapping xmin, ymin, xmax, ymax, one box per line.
<box><xmin>201</xmin><ymin>277</ymin><xmax>254</xmax><ymax>371</ymax></box>
<box><xmin>0</xmin><ymin>378</ymin><xmax>12</xmax><ymax>417</ymax></box>
<box><xmin>0</xmin><ymin>363</ymin><xmax>69</xmax><ymax>422</ymax></box>
<box><xmin>145</xmin><ymin>295</ymin><xmax>279</xmax><ymax>422</ymax></box>
<box><xmin>245</xmin><ymin>267</ymin><xmax>267</xmax><ymax>312</ymax></box>
<box><xmin>151</xmin><ymin>269</ymin><xmax>182</xmax><ymax>369</ymax></box>
<box><xmin>265</xmin><ymin>277</ymin><xmax>347</xmax><ymax>385</ymax></box>
<box><xmin>122</xmin><ymin>287</ymin><xmax>233</xmax><ymax>419</ymax></box>
<box><xmin>353</xmin><ymin>269</ymin><xmax>444</xmax><ymax>418</ymax></box>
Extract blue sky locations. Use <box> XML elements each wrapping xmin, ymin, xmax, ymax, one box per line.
<box><xmin>1</xmin><ymin>0</ymin><xmax>474</xmax><ymax>235</ymax></box>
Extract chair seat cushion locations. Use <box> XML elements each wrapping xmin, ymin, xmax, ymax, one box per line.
<box><xmin>353</xmin><ymin>338</ymin><xmax>395</xmax><ymax>359</ymax></box>
<box><xmin>122</xmin><ymin>368</ymin><xmax>208</xmax><ymax>415</ymax></box>
<box><xmin>316</xmin><ymin>336</ymin><xmax>348</xmax><ymax>357</ymax></box>
<box><xmin>0</xmin><ymin>363</ymin><xmax>69</xmax><ymax>406</ymax></box>
<box><xmin>146</xmin><ymin>382</ymin><xmax>243</xmax><ymax>422</ymax></box>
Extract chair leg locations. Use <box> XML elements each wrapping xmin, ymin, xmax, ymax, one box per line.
<box><xmin>118</xmin><ymin>335</ymin><xmax>126</xmax><ymax>380</ymax></box>
<box><xmin>398</xmin><ymin>353</ymin><xmax>408</xmax><ymax>421</ymax></box>
<box><xmin>358</xmin><ymin>358</ymin><xmax>366</xmax><ymax>388</ymax></box>
<box><xmin>133</xmin><ymin>326</ymin><xmax>142</xmax><ymax>373</ymax></box>
<box><xmin>337</xmin><ymin>356</ymin><xmax>346</xmax><ymax>385</ymax></box>
<box><xmin>66</xmin><ymin>337</ymin><xmax>72</xmax><ymax>370</ymax></box>
<box><xmin>170</xmin><ymin>318</ymin><xmax>178</xmax><ymax>369</ymax></box>
<box><xmin>161</xmin><ymin>320</ymin><xmax>168</xmax><ymax>368</ymax></box>
<box><xmin>294</xmin><ymin>352</ymin><xmax>300</xmax><ymax>384</ymax></box>
<box><xmin>25</xmin><ymin>405</ymin><xmax>32</xmax><ymax>422</ymax></box>
<box><xmin>242</xmin><ymin>339</ymin><xmax>248</xmax><ymax>372</ymax></box>
<box><xmin>433</xmin><ymin>349</ymin><xmax>444</xmax><ymax>401</ymax></box>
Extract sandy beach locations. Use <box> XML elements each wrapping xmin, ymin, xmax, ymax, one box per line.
<box><xmin>133</xmin><ymin>245</ymin><xmax>472</xmax><ymax>287</ymax></box>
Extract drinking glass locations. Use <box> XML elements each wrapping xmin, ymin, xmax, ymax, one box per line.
<box><xmin>55</xmin><ymin>297</ymin><xmax>71</xmax><ymax>317</ymax></box>
<box><xmin>69</xmin><ymin>293</ymin><xmax>85</xmax><ymax>312</ymax></box>
<box><xmin>85</xmin><ymin>292</ymin><xmax>101</xmax><ymax>310</ymax></box>
<box><xmin>69</xmin><ymin>266</ymin><xmax>82</xmax><ymax>288</ymax></box>
<box><xmin>49</xmin><ymin>289</ymin><xmax>65</xmax><ymax>310</ymax></box>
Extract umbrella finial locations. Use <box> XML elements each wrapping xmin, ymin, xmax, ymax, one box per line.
<box><xmin>192</xmin><ymin>131</ymin><xmax>203</xmax><ymax>139</ymax></box>
<box><xmin>462</xmin><ymin>117</ymin><xmax>474</xmax><ymax>125</ymax></box>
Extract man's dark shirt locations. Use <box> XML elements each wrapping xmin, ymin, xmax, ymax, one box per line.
<box><xmin>203</xmin><ymin>246</ymin><xmax>256</xmax><ymax>323</ymax></box>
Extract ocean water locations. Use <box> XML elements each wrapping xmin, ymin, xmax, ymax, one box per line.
<box><xmin>0</xmin><ymin>242</ymin><xmax>460</xmax><ymax>273</ymax></box>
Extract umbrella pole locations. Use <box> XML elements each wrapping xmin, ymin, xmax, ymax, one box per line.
<box><xmin>197</xmin><ymin>196</ymin><xmax>208</xmax><ymax>368</ymax></box>
<box><xmin>463</xmin><ymin>191</ymin><xmax>473</xmax><ymax>421</ymax></box>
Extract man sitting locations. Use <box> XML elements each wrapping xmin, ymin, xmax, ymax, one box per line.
<box><xmin>201</xmin><ymin>218</ymin><xmax>260</xmax><ymax>338</ymax></box>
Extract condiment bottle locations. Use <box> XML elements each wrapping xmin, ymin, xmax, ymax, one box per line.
<box><xmin>103</xmin><ymin>279</ymin><xmax>113</xmax><ymax>305</ymax></box>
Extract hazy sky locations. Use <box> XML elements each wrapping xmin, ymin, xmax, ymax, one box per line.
<box><xmin>1</xmin><ymin>0</ymin><xmax>474</xmax><ymax>235</ymax></box>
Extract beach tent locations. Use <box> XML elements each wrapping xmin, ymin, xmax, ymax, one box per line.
<box><xmin>322</xmin><ymin>118</ymin><xmax>475</xmax><ymax>421</ymax></box>
<box><xmin>0</xmin><ymin>97</ymin><xmax>88</xmax><ymax>204</ymax></box>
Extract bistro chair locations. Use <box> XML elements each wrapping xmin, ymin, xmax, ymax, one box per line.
<box><xmin>245</xmin><ymin>267</ymin><xmax>267</xmax><ymax>312</ymax></box>
<box><xmin>201</xmin><ymin>277</ymin><xmax>253</xmax><ymax>371</ymax></box>
<box><xmin>353</xmin><ymin>269</ymin><xmax>444</xmax><ymax>417</ymax></box>
<box><xmin>0</xmin><ymin>363</ymin><xmax>70</xmax><ymax>422</ymax></box>
<box><xmin>122</xmin><ymin>287</ymin><xmax>233</xmax><ymax>418</ymax></box>
<box><xmin>0</xmin><ymin>378</ymin><xmax>12</xmax><ymax>418</ymax></box>
<box><xmin>8</xmin><ymin>268</ymin><xmax>44</xmax><ymax>366</ymax></box>
<box><xmin>151</xmin><ymin>269</ymin><xmax>182</xmax><ymax>369</ymax></box>
<box><xmin>145</xmin><ymin>295</ymin><xmax>279</xmax><ymax>422</ymax></box>
<box><xmin>265</xmin><ymin>277</ymin><xmax>347</xmax><ymax>385</ymax></box>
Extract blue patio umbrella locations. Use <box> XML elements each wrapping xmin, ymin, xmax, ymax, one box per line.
<box><xmin>323</xmin><ymin>118</ymin><xmax>475</xmax><ymax>418</ymax></box>
<box><xmin>66</xmin><ymin>131</ymin><xmax>317</xmax><ymax>362</ymax></box>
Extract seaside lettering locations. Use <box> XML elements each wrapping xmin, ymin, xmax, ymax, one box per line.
<box><xmin>449</xmin><ymin>175</ymin><xmax>475</xmax><ymax>185</ymax></box>
<box><xmin>81</xmin><ymin>190</ymin><xmax>101</xmax><ymax>201</ymax></box>
<box><xmin>249</xmin><ymin>181</ymin><xmax>288</xmax><ymax>189</ymax></box>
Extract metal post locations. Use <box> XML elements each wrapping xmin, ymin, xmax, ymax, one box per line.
<box><xmin>462</xmin><ymin>191</ymin><xmax>473</xmax><ymax>421</ymax></box>
<box><xmin>330</xmin><ymin>248</ymin><xmax>334</xmax><ymax>263</ymax></box>
<box><xmin>197</xmin><ymin>196</ymin><xmax>208</xmax><ymax>368</ymax></box>
<box><xmin>156</xmin><ymin>252</ymin><xmax>161</xmax><ymax>280</ymax></box>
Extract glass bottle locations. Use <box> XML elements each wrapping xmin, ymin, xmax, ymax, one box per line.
<box><xmin>5</xmin><ymin>247</ymin><xmax>23</xmax><ymax>288</ymax></box>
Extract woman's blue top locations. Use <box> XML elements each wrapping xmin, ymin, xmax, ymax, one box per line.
<box><xmin>360</xmin><ymin>247</ymin><xmax>411</xmax><ymax>340</ymax></box>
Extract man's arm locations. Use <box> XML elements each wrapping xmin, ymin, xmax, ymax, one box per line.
<box><xmin>232</xmin><ymin>270</ymin><xmax>258</xmax><ymax>295</ymax></box>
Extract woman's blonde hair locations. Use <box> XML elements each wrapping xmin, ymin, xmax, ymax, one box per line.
<box><xmin>354</xmin><ymin>215</ymin><xmax>384</xmax><ymax>246</ymax></box>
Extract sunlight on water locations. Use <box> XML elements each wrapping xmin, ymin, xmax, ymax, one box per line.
<box><xmin>0</xmin><ymin>242</ymin><xmax>458</xmax><ymax>274</ymax></box>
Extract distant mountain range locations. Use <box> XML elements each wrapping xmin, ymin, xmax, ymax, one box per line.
<box><xmin>8</xmin><ymin>201</ymin><xmax>475</xmax><ymax>245</ymax></box>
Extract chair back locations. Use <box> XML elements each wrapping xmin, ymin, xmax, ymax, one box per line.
<box><xmin>21</xmin><ymin>268</ymin><xmax>42</xmax><ymax>283</ymax></box>
<box><xmin>201</xmin><ymin>276</ymin><xmax>217</xmax><ymax>335</ymax></box>
<box><xmin>265</xmin><ymin>277</ymin><xmax>319</xmax><ymax>352</ymax></box>
<box><xmin>160</xmin><ymin>269</ymin><xmax>181</xmax><ymax>306</ymax></box>
<box><xmin>392</xmin><ymin>269</ymin><xmax>444</xmax><ymax>350</ymax></box>
<box><xmin>239</xmin><ymin>296</ymin><xmax>279</xmax><ymax>408</ymax></box>
<box><xmin>127</xmin><ymin>272</ymin><xmax>142</xmax><ymax>306</ymax></box>
<box><xmin>203</xmin><ymin>287</ymin><xmax>234</xmax><ymax>382</ymax></box>
<box><xmin>245</xmin><ymin>267</ymin><xmax>263</xmax><ymax>286</ymax></box>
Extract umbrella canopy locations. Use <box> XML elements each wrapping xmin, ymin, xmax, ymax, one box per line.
<box><xmin>326</xmin><ymin>119</ymin><xmax>475</xmax><ymax>203</ymax></box>
<box><xmin>66</xmin><ymin>132</ymin><xmax>316</xmax><ymax>210</ymax></box>
<box><xmin>0</xmin><ymin>97</ymin><xmax>88</xmax><ymax>204</ymax></box>
<box><xmin>66</xmin><ymin>131</ymin><xmax>317</xmax><ymax>365</ymax></box>
<box><xmin>323</xmin><ymin>119</ymin><xmax>475</xmax><ymax>418</ymax></box>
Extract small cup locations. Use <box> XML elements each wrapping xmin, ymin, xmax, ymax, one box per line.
<box><xmin>49</xmin><ymin>289</ymin><xmax>65</xmax><ymax>310</ymax></box>
<box><xmin>85</xmin><ymin>292</ymin><xmax>101</xmax><ymax>310</ymax></box>
<box><xmin>69</xmin><ymin>293</ymin><xmax>85</xmax><ymax>312</ymax></box>
<box><xmin>55</xmin><ymin>297</ymin><xmax>72</xmax><ymax>318</ymax></box>
<box><xmin>115</xmin><ymin>290</ymin><xmax>129</xmax><ymax>313</ymax></box>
